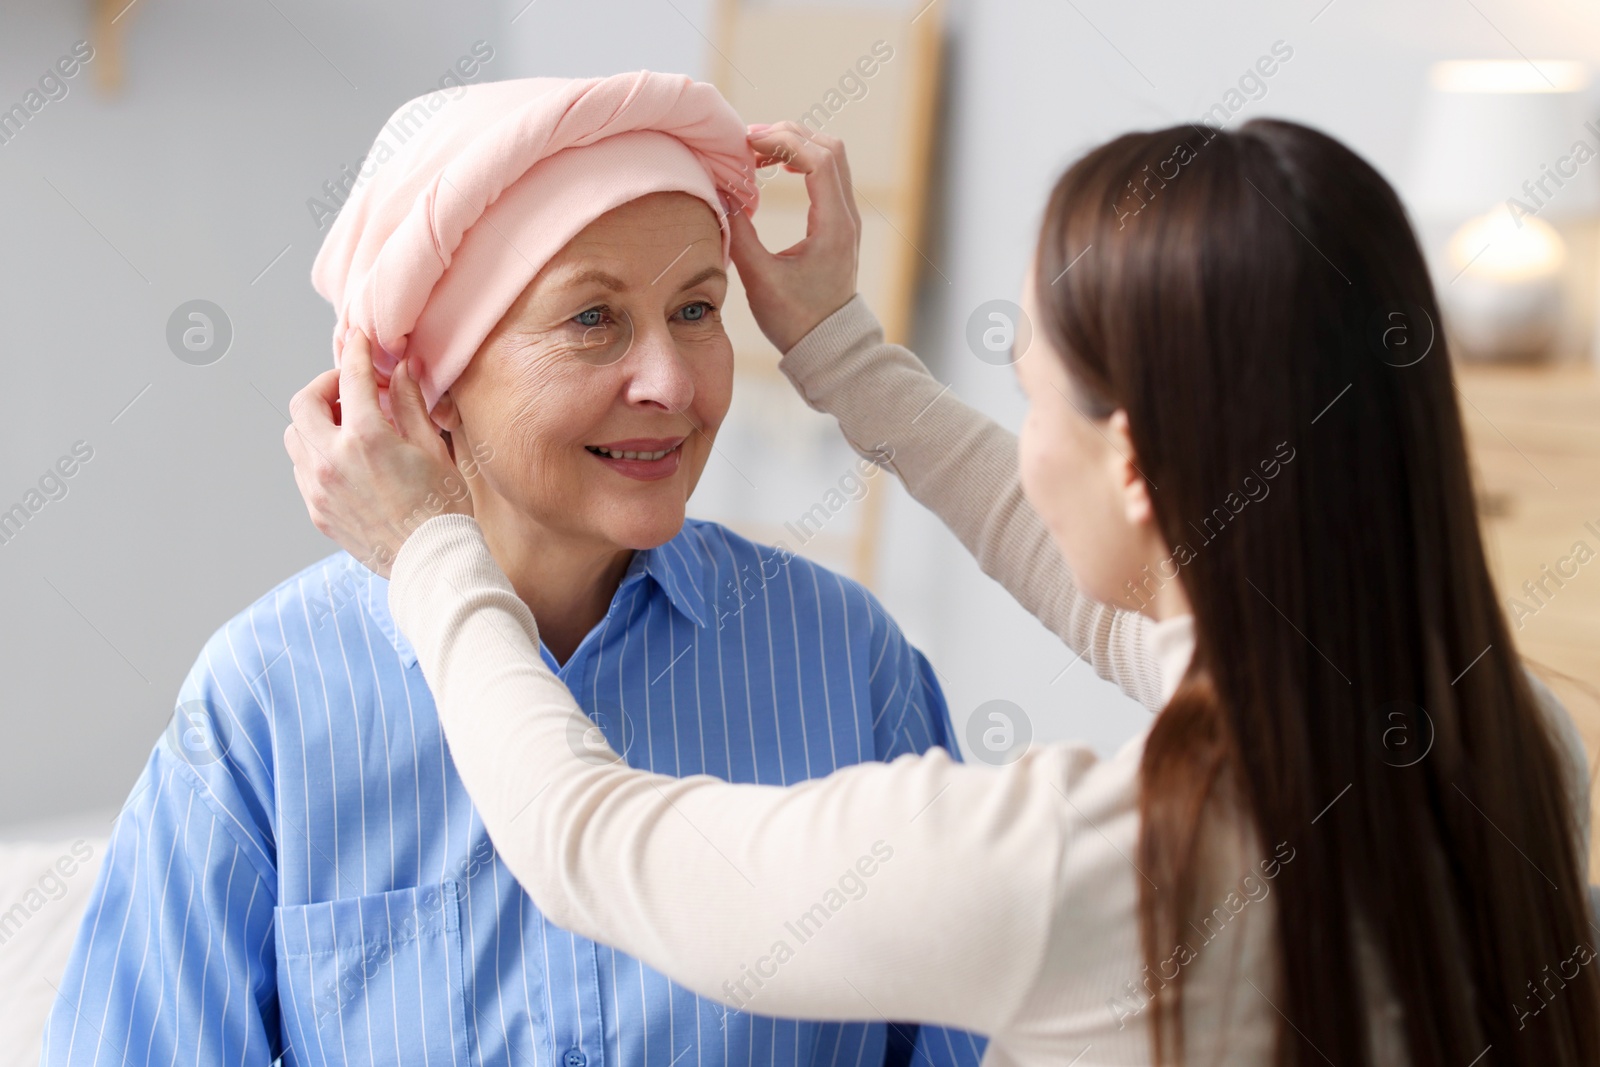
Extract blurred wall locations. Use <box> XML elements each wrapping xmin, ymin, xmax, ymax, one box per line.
<box><xmin>4</xmin><ymin>0</ymin><xmax>1600</xmax><ymax>833</ymax></box>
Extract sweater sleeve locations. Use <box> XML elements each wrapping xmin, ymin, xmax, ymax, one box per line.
<box><xmin>389</xmin><ymin>514</ymin><xmax>1067</xmax><ymax>1035</ymax></box>
<box><xmin>778</xmin><ymin>294</ymin><xmax>1165</xmax><ymax>711</ymax></box>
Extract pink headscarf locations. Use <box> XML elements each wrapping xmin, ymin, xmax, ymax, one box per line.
<box><xmin>311</xmin><ymin>72</ymin><xmax>759</xmax><ymax>412</ymax></box>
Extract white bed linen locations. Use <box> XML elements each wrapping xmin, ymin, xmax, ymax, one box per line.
<box><xmin>0</xmin><ymin>837</ymin><xmax>108</xmax><ymax>1067</ymax></box>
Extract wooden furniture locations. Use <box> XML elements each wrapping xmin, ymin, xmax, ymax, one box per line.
<box><xmin>92</xmin><ymin>0</ymin><xmax>135</xmax><ymax>93</ymax></box>
<box><xmin>1456</xmin><ymin>360</ymin><xmax>1600</xmax><ymax>876</ymax></box>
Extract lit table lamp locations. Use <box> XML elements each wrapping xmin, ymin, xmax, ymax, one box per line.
<box><xmin>1409</xmin><ymin>60</ymin><xmax>1598</xmax><ymax>363</ymax></box>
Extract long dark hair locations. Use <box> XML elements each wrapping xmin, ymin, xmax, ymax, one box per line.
<box><xmin>1035</xmin><ymin>118</ymin><xmax>1599</xmax><ymax>1066</ymax></box>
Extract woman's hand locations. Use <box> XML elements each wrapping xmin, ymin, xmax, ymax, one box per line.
<box><xmin>284</xmin><ymin>331</ymin><xmax>472</xmax><ymax>578</ymax></box>
<box><xmin>727</xmin><ymin>122</ymin><xmax>862</xmax><ymax>354</ymax></box>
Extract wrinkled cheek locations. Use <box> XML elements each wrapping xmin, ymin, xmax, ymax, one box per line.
<box><xmin>689</xmin><ymin>344</ymin><xmax>734</xmax><ymax>431</ymax></box>
<box><xmin>492</xmin><ymin>355</ymin><xmax>607</xmax><ymax>446</ymax></box>
<box><xmin>680</xmin><ymin>401</ymin><xmax>727</xmax><ymax>492</ymax></box>
<box><xmin>471</xmin><ymin>412</ymin><xmax>581</xmax><ymax>507</ymax></box>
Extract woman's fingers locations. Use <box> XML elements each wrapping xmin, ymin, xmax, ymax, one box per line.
<box><xmin>821</xmin><ymin>133</ymin><xmax>863</xmax><ymax>234</ymax></box>
<box><xmin>755</xmin><ymin>123</ymin><xmax>862</xmax><ymax>235</ymax></box>
<box><xmin>752</xmin><ymin>129</ymin><xmax>851</xmax><ymax>230</ymax></box>
<box><xmin>734</xmin><ymin>121</ymin><xmax>860</xmax><ymax>353</ymax></box>
<box><xmin>725</xmin><ymin>199</ymin><xmax>774</xmax><ymax>271</ymax></box>
<box><xmin>287</xmin><ymin>368</ymin><xmax>342</xmax><ymax>449</ymax></box>
<box><xmin>282</xmin><ymin>344</ymin><xmax>472</xmax><ymax>578</ymax></box>
<box><xmin>337</xmin><ymin>329</ymin><xmax>384</xmax><ymax>430</ymax></box>
<box><xmin>285</xmin><ymin>368</ymin><xmax>360</xmax><ymax>517</ymax></box>
<box><xmin>747</xmin><ymin>124</ymin><xmax>858</xmax><ymax>252</ymax></box>
<box><xmin>390</xmin><ymin>358</ymin><xmax>438</xmax><ymax>445</ymax></box>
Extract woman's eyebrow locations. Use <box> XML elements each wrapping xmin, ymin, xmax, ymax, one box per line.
<box><xmin>559</xmin><ymin>268</ymin><xmax>629</xmax><ymax>292</ymax></box>
<box><xmin>554</xmin><ymin>265</ymin><xmax>725</xmax><ymax>293</ymax></box>
<box><xmin>674</xmin><ymin>265</ymin><xmax>727</xmax><ymax>292</ymax></box>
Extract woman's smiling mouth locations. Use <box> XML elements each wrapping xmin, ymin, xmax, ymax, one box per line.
<box><xmin>585</xmin><ymin>437</ymin><xmax>686</xmax><ymax>481</ymax></box>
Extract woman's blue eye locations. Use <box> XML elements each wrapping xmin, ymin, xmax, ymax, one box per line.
<box><xmin>575</xmin><ymin>307</ymin><xmax>606</xmax><ymax>328</ymax></box>
<box><xmin>679</xmin><ymin>301</ymin><xmax>716</xmax><ymax>322</ymax></box>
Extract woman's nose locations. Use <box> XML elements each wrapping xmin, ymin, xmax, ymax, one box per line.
<box><xmin>622</xmin><ymin>327</ymin><xmax>696</xmax><ymax>413</ymax></box>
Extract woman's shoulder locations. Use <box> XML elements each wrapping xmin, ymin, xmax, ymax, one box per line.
<box><xmin>1522</xmin><ymin>666</ymin><xmax>1592</xmax><ymax>858</ymax></box>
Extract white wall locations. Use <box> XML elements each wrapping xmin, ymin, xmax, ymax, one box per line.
<box><xmin>4</xmin><ymin>0</ymin><xmax>1599</xmax><ymax>831</ymax></box>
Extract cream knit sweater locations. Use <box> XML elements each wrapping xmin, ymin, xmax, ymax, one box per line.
<box><xmin>388</xmin><ymin>295</ymin><xmax>1591</xmax><ymax>1066</ymax></box>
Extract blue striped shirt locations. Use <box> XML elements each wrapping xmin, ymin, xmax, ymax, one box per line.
<box><xmin>42</xmin><ymin>519</ymin><xmax>985</xmax><ymax>1067</ymax></box>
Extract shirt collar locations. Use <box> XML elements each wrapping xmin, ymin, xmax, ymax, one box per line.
<box><xmin>618</xmin><ymin>533</ymin><xmax>710</xmax><ymax>630</ymax></box>
<box><xmin>360</xmin><ymin>525</ymin><xmax>711</xmax><ymax>669</ymax></box>
<box><xmin>362</xmin><ymin>566</ymin><xmax>418</xmax><ymax>668</ymax></box>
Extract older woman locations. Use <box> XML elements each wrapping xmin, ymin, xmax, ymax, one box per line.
<box><xmin>42</xmin><ymin>74</ymin><xmax>981</xmax><ymax>1067</ymax></box>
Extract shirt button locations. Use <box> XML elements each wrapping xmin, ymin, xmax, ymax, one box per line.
<box><xmin>563</xmin><ymin>1050</ymin><xmax>587</xmax><ymax>1067</ymax></box>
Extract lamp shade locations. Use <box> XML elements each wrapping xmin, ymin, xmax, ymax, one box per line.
<box><xmin>1409</xmin><ymin>60</ymin><xmax>1599</xmax><ymax>222</ymax></box>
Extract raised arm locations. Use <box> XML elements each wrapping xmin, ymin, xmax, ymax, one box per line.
<box><xmin>389</xmin><ymin>513</ymin><xmax>1069</xmax><ymax>1035</ymax></box>
<box><xmin>728</xmin><ymin>123</ymin><xmax>1163</xmax><ymax>711</ymax></box>
<box><xmin>777</xmin><ymin>295</ymin><xmax>1164</xmax><ymax>710</ymax></box>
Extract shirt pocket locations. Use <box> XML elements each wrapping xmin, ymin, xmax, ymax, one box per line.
<box><xmin>274</xmin><ymin>881</ymin><xmax>471</xmax><ymax>1067</ymax></box>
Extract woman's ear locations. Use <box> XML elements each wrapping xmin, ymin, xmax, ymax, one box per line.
<box><xmin>429</xmin><ymin>390</ymin><xmax>464</xmax><ymax>464</ymax></box>
<box><xmin>1107</xmin><ymin>408</ymin><xmax>1155</xmax><ymax>526</ymax></box>
<box><xmin>431</xmin><ymin>390</ymin><xmax>463</xmax><ymax>432</ymax></box>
